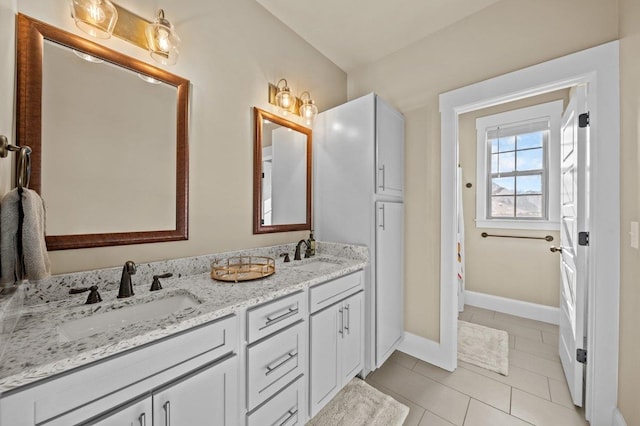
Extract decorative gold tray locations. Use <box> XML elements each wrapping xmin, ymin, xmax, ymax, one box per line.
<box><xmin>211</xmin><ymin>256</ymin><xmax>275</xmax><ymax>283</ymax></box>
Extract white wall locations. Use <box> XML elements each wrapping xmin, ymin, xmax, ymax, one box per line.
<box><xmin>13</xmin><ymin>0</ymin><xmax>347</xmax><ymax>273</ymax></box>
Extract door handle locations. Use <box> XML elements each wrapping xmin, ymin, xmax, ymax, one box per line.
<box><xmin>338</xmin><ymin>307</ymin><xmax>344</xmax><ymax>337</ymax></box>
<box><xmin>550</xmin><ymin>246</ymin><xmax>563</xmax><ymax>253</ymax></box>
<box><xmin>138</xmin><ymin>412</ymin><xmax>146</xmax><ymax>426</ymax></box>
<box><xmin>379</xmin><ymin>204</ymin><xmax>385</xmax><ymax>230</ymax></box>
<box><xmin>163</xmin><ymin>401</ymin><xmax>171</xmax><ymax>426</ymax></box>
<box><xmin>344</xmin><ymin>304</ymin><xmax>350</xmax><ymax>334</ymax></box>
<box><xmin>378</xmin><ymin>164</ymin><xmax>386</xmax><ymax>190</ymax></box>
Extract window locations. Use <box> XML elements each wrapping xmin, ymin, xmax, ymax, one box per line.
<box><xmin>475</xmin><ymin>101</ymin><xmax>562</xmax><ymax>230</ymax></box>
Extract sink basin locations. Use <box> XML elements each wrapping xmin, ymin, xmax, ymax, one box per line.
<box><xmin>58</xmin><ymin>294</ymin><xmax>199</xmax><ymax>342</ymax></box>
<box><xmin>292</xmin><ymin>259</ymin><xmax>341</xmax><ymax>272</ymax></box>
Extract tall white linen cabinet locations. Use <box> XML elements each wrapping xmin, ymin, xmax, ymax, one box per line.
<box><xmin>314</xmin><ymin>93</ymin><xmax>404</xmax><ymax>373</ymax></box>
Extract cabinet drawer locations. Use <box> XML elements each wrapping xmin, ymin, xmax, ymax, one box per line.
<box><xmin>247</xmin><ymin>291</ymin><xmax>306</xmax><ymax>343</ymax></box>
<box><xmin>2</xmin><ymin>315</ymin><xmax>237</xmax><ymax>425</ymax></box>
<box><xmin>247</xmin><ymin>322</ymin><xmax>305</xmax><ymax>410</ymax></box>
<box><xmin>309</xmin><ymin>271</ymin><xmax>363</xmax><ymax>313</ymax></box>
<box><xmin>247</xmin><ymin>375</ymin><xmax>305</xmax><ymax>426</ymax></box>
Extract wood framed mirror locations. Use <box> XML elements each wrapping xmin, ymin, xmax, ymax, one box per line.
<box><xmin>16</xmin><ymin>14</ymin><xmax>189</xmax><ymax>250</ymax></box>
<box><xmin>253</xmin><ymin>107</ymin><xmax>312</xmax><ymax>234</ymax></box>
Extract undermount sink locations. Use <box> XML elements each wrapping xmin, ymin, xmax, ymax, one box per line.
<box><xmin>292</xmin><ymin>259</ymin><xmax>342</xmax><ymax>272</ymax></box>
<box><xmin>58</xmin><ymin>294</ymin><xmax>200</xmax><ymax>342</ymax></box>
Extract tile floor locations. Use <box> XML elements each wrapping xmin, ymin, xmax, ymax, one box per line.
<box><xmin>365</xmin><ymin>305</ymin><xmax>587</xmax><ymax>426</ymax></box>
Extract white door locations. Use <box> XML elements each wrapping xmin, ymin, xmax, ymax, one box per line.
<box><xmin>557</xmin><ymin>85</ymin><xmax>589</xmax><ymax>407</ymax></box>
<box><xmin>376</xmin><ymin>96</ymin><xmax>404</xmax><ymax>197</ymax></box>
<box><xmin>375</xmin><ymin>201</ymin><xmax>404</xmax><ymax>367</ymax></box>
<box><xmin>153</xmin><ymin>355</ymin><xmax>238</xmax><ymax>425</ymax></box>
<box><xmin>309</xmin><ymin>304</ymin><xmax>341</xmax><ymax>417</ymax></box>
<box><xmin>341</xmin><ymin>292</ymin><xmax>364</xmax><ymax>381</ymax></box>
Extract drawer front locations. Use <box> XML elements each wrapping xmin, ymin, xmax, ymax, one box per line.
<box><xmin>247</xmin><ymin>375</ymin><xmax>305</xmax><ymax>426</ymax></box>
<box><xmin>247</xmin><ymin>291</ymin><xmax>306</xmax><ymax>343</ymax></box>
<box><xmin>12</xmin><ymin>315</ymin><xmax>237</xmax><ymax>424</ymax></box>
<box><xmin>247</xmin><ymin>322</ymin><xmax>305</xmax><ymax>410</ymax></box>
<box><xmin>309</xmin><ymin>271</ymin><xmax>363</xmax><ymax>313</ymax></box>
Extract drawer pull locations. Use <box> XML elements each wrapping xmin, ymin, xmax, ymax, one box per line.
<box><xmin>265</xmin><ymin>351</ymin><xmax>298</xmax><ymax>376</ymax></box>
<box><xmin>339</xmin><ymin>307</ymin><xmax>344</xmax><ymax>338</ymax></box>
<box><xmin>263</xmin><ymin>307</ymin><xmax>298</xmax><ymax>328</ymax></box>
<box><xmin>344</xmin><ymin>304</ymin><xmax>350</xmax><ymax>334</ymax></box>
<box><xmin>163</xmin><ymin>401</ymin><xmax>171</xmax><ymax>426</ymax></box>
<box><xmin>278</xmin><ymin>408</ymin><xmax>298</xmax><ymax>426</ymax></box>
<box><xmin>138</xmin><ymin>412</ymin><xmax>147</xmax><ymax>426</ymax></box>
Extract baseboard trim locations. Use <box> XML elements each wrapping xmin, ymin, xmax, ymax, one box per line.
<box><xmin>465</xmin><ymin>291</ymin><xmax>560</xmax><ymax>325</ymax></box>
<box><xmin>397</xmin><ymin>332</ymin><xmax>453</xmax><ymax>371</ymax></box>
<box><xmin>613</xmin><ymin>408</ymin><xmax>627</xmax><ymax>426</ymax></box>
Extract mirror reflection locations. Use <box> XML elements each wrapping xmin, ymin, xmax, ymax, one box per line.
<box><xmin>17</xmin><ymin>14</ymin><xmax>189</xmax><ymax>250</ymax></box>
<box><xmin>253</xmin><ymin>108</ymin><xmax>312</xmax><ymax>234</ymax></box>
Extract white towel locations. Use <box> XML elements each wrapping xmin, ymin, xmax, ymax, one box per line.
<box><xmin>0</xmin><ymin>188</ymin><xmax>50</xmax><ymax>284</ymax></box>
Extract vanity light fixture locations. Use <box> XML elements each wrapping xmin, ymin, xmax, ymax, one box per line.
<box><xmin>299</xmin><ymin>91</ymin><xmax>318</xmax><ymax>125</ymax></box>
<box><xmin>274</xmin><ymin>79</ymin><xmax>296</xmax><ymax>113</ymax></box>
<box><xmin>68</xmin><ymin>2</ymin><xmax>181</xmax><ymax>66</ymax></box>
<box><xmin>145</xmin><ymin>9</ymin><xmax>181</xmax><ymax>66</ymax></box>
<box><xmin>69</xmin><ymin>0</ymin><xmax>118</xmax><ymax>39</ymax></box>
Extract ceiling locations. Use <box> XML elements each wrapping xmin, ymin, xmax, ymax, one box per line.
<box><xmin>255</xmin><ymin>0</ymin><xmax>503</xmax><ymax>72</ymax></box>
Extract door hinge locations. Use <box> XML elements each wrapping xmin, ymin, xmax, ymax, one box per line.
<box><xmin>578</xmin><ymin>232</ymin><xmax>589</xmax><ymax>246</ymax></box>
<box><xmin>579</xmin><ymin>112</ymin><xmax>590</xmax><ymax>128</ymax></box>
<box><xmin>577</xmin><ymin>348</ymin><xmax>587</xmax><ymax>364</ymax></box>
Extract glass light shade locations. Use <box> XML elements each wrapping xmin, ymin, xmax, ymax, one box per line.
<box><xmin>275</xmin><ymin>86</ymin><xmax>295</xmax><ymax>111</ymax></box>
<box><xmin>145</xmin><ymin>10</ymin><xmax>180</xmax><ymax>66</ymax></box>
<box><xmin>300</xmin><ymin>99</ymin><xmax>318</xmax><ymax>125</ymax></box>
<box><xmin>69</xmin><ymin>0</ymin><xmax>118</xmax><ymax>39</ymax></box>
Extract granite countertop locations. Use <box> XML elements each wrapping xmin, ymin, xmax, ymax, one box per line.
<box><xmin>0</xmin><ymin>242</ymin><xmax>368</xmax><ymax>395</ymax></box>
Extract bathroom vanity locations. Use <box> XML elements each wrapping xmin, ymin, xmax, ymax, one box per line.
<box><xmin>0</xmin><ymin>242</ymin><xmax>367</xmax><ymax>425</ymax></box>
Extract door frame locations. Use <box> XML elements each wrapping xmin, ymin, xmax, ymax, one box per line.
<box><xmin>439</xmin><ymin>41</ymin><xmax>619</xmax><ymax>424</ymax></box>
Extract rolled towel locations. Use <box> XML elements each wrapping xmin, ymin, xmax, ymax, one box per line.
<box><xmin>0</xmin><ymin>188</ymin><xmax>50</xmax><ymax>285</ymax></box>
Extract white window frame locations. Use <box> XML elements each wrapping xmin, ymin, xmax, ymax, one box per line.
<box><xmin>475</xmin><ymin>100</ymin><xmax>563</xmax><ymax>230</ymax></box>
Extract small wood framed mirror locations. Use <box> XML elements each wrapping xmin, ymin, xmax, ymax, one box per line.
<box><xmin>253</xmin><ymin>107</ymin><xmax>312</xmax><ymax>234</ymax></box>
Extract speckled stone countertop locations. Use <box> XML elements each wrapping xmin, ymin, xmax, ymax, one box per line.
<box><xmin>0</xmin><ymin>242</ymin><xmax>367</xmax><ymax>395</ymax></box>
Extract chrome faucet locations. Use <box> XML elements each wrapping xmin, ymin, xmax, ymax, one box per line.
<box><xmin>294</xmin><ymin>240</ymin><xmax>311</xmax><ymax>261</ymax></box>
<box><xmin>117</xmin><ymin>261</ymin><xmax>137</xmax><ymax>298</ymax></box>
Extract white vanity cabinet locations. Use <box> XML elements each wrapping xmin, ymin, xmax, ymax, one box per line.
<box><xmin>308</xmin><ymin>272</ymin><xmax>364</xmax><ymax>417</ymax></box>
<box><xmin>245</xmin><ymin>291</ymin><xmax>308</xmax><ymax>425</ymax></box>
<box><xmin>89</xmin><ymin>356</ymin><xmax>237</xmax><ymax>426</ymax></box>
<box><xmin>0</xmin><ymin>315</ymin><xmax>238</xmax><ymax>426</ymax></box>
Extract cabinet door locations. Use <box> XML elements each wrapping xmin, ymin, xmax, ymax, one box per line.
<box><xmin>341</xmin><ymin>292</ymin><xmax>364</xmax><ymax>382</ymax></box>
<box><xmin>153</xmin><ymin>355</ymin><xmax>237</xmax><ymax>426</ymax></box>
<box><xmin>88</xmin><ymin>396</ymin><xmax>152</xmax><ymax>426</ymax></box>
<box><xmin>376</xmin><ymin>201</ymin><xmax>404</xmax><ymax>367</ymax></box>
<box><xmin>376</xmin><ymin>96</ymin><xmax>404</xmax><ymax>197</ymax></box>
<box><xmin>309</xmin><ymin>304</ymin><xmax>340</xmax><ymax>417</ymax></box>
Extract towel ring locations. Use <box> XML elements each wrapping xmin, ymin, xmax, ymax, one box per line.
<box><xmin>16</xmin><ymin>146</ymin><xmax>31</xmax><ymax>189</ymax></box>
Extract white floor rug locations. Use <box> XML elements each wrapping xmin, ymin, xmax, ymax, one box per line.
<box><xmin>307</xmin><ymin>378</ymin><xmax>409</xmax><ymax>426</ymax></box>
<box><xmin>458</xmin><ymin>320</ymin><xmax>509</xmax><ymax>376</ymax></box>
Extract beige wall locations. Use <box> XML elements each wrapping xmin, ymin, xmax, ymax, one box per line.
<box><xmin>458</xmin><ymin>90</ymin><xmax>568</xmax><ymax>307</ymax></box>
<box><xmin>12</xmin><ymin>0</ymin><xmax>346</xmax><ymax>274</ymax></box>
<box><xmin>0</xmin><ymin>0</ymin><xmax>16</xmax><ymax>196</ymax></box>
<box><xmin>618</xmin><ymin>0</ymin><xmax>640</xmax><ymax>423</ymax></box>
<box><xmin>348</xmin><ymin>0</ymin><xmax>618</xmax><ymax>341</ymax></box>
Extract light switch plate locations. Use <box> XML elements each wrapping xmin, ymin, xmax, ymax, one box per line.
<box><xmin>630</xmin><ymin>221</ymin><xmax>639</xmax><ymax>249</ymax></box>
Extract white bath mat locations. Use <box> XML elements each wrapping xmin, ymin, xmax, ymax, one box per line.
<box><xmin>458</xmin><ymin>320</ymin><xmax>509</xmax><ymax>376</ymax></box>
<box><xmin>307</xmin><ymin>378</ymin><xmax>409</xmax><ymax>426</ymax></box>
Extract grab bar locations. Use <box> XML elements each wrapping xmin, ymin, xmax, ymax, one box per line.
<box><xmin>481</xmin><ymin>232</ymin><xmax>553</xmax><ymax>242</ymax></box>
